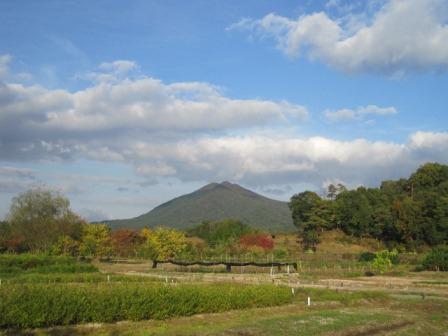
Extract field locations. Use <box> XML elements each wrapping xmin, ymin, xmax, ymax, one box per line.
<box><xmin>1</xmin><ymin>252</ymin><xmax>447</xmax><ymax>336</ymax></box>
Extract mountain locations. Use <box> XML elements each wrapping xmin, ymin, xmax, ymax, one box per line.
<box><xmin>105</xmin><ymin>181</ymin><xmax>296</xmax><ymax>232</ymax></box>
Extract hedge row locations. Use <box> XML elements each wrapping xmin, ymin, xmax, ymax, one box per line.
<box><xmin>0</xmin><ymin>254</ymin><xmax>97</xmax><ymax>274</ymax></box>
<box><xmin>0</xmin><ymin>273</ymin><xmax>163</xmax><ymax>284</ymax></box>
<box><xmin>0</xmin><ymin>283</ymin><xmax>292</xmax><ymax>328</ymax></box>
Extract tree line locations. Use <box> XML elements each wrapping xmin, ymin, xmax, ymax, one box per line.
<box><xmin>289</xmin><ymin>162</ymin><xmax>448</xmax><ymax>251</ymax></box>
<box><xmin>0</xmin><ymin>189</ymin><xmax>277</xmax><ymax>259</ymax></box>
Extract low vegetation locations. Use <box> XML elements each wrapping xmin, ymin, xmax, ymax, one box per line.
<box><xmin>0</xmin><ymin>283</ymin><xmax>292</xmax><ymax>328</ymax></box>
<box><xmin>421</xmin><ymin>245</ymin><xmax>448</xmax><ymax>271</ymax></box>
<box><xmin>0</xmin><ymin>254</ymin><xmax>97</xmax><ymax>274</ymax></box>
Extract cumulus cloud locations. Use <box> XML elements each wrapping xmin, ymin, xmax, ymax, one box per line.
<box><xmin>0</xmin><ymin>62</ymin><xmax>308</xmax><ymax>153</ymax></box>
<box><xmin>325</xmin><ymin>104</ymin><xmax>397</xmax><ymax>121</ymax></box>
<box><xmin>88</xmin><ymin>131</ymin><xmax>447</xmax><ymax>190</ymax></box>
<box><xmin>0</xmin><ymin>57</ymin><xmax>446</xmax><ymax>195</ymax></box>
<box><xmin>230</xmin><ymin>0</ymin><xmax>448</xmax><ymax>74</ymax></box>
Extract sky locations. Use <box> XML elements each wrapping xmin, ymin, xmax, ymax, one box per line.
<box><xmin>0</xmin><ymin>0</ymin><xmax>447</xmax><ymax>221</ymax></box>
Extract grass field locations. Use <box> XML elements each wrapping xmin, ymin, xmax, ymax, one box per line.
<box><xmin>5</xmin><ymin>292</ymin><xmax>448</xmax><ymax>335</ymax></box>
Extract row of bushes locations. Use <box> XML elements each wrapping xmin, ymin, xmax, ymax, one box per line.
<box><xmin>0</xmin><ymin>273</ymin><xmax>163</xmax><ymax>284</ymax></box>
<box><xmin>358</xmin><ymin>247</ymin><xmax>448</xmax><ymax>272</ymax></box>
<box><xmin>0</xmin><ymin>254</ymin><xmax>97</xmax><ymax>274</ymax></box>
<box><xmin>0</xmin><ymin>283</ymin><xmax>292</xmax><ymax>328</ymax></box>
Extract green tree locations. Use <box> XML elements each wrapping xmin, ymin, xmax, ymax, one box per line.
<box><xmin>7</xmin><ymin>188</ymin><xmax>83</xmax><ymax>252</ymax></box>
<box><xmin>327</xmin><ymin>183</ymin><xmax>346</xmax><ymax>200</ymax></box>
<box><xmin>289</xmin><ymin>191</ymin><xmax>330</xmax><ymax>251</ymax></box>
<box><xmin>409</xmin><ymin>162</ymin><xmax>448</xmax><ymax>190</ymax></box>
<box><xmin>335</xmin><ymin>188</ymin><xmax>372</xmax><ymax>237</ymax></box>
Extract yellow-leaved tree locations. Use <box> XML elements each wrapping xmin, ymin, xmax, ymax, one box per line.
<box><xmin>79</xmin><ymin>223</ymin><xmax>113</xmax><ymax>258</ymax></box>
<box><xmin>140</xmin><ymin>227</ymin><xmax>187</xmax><ymax>260</ymax></box>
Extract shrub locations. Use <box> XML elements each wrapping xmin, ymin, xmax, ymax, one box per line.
<box><xmin>371</xmin><ymin>249</ymin><xmax>398</xmax><ymax>274</ymax></box>
<box><xmin>0</xmin><ymin>283</ymin><xmax>292</xmax><ymax>328</ymax></box>
<box><xmin>2</xmin><ymin>273</ymin><xmax>163</xmax><ymax>284</ymax></box>
<box><xmin>240</xmin><ymin>233</ymin><xmax>274</xmax><ymax>251</ymax></box>
<box><xmin>358</xmin><ymin>251</ymin><xmax>376</xmax><ymax>262</ymax></box>
<box><xmin>273</xmin><ymin>248</ymin><xmax>288</xmax><ymax>259</ymax></box>
<box><xmin>0</xmin><ymin>254</ymin><xmax>97</xmax><ymax>274</ymax></box>
<box><xmin>422</xmin><ymin>245</ymin><xmax>448</xmax><ymax>271</ymax></box>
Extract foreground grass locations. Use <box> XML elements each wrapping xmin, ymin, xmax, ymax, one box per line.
<box><xmin>12</xmin><ymin>295</ymin><xmax>448</xmax><ymax>336</ymax></box>
<box><xmin>1</xmin><ymin>280</ymin><xmax>447</xmax><ymax>335</ymax></box>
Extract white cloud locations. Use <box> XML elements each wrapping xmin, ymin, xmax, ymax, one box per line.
<box><xmin>358</xmin><ymin>105</ymin><xmax>396</xmax><ymax>115</ymax></box>
<box><xmin>102</xmin><ymin>131</ymin><xmax>448</xmax><ymax>189</ymax></box>
<box><xmin>325</xmin><ymin>104</ymin><xmax>397</xmax><ymax>121</ymax></box>
<box><xmin>0</xmin><ymin>58</ymin><xmax>446</xmax><ymax>195</ymax></box>
<box><xmin>230</xmin><ymin>0</ymin><xmax>448</xmax><ymax>74</ymax></box>
<box><xmin>409</xmin><ymin>130</ymin><xmax>448</xmax><ymax>148</ymax></box>
<box><xmin>325</xmin><ymin>108</ymin><xmax>357</xmax><ymax>121</ymax></box>
<box><xmin>0</xmin><ymin>64</ymin><xmax>308</xmax><ymax>146</ymax></box>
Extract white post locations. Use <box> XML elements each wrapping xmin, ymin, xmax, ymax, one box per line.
<box><xmin>107</xmin><ymin>275</ymin><xmax>110</xmax><ymax>282</ymax></box>
<box><xmin>270</xmin><ymin>266</ymin><xmax>274</xmax><ymax>276</ymax></box>
<box><xmin>307</xmin><ymin>297</ymin><xmax>311</xmax><ymax>306</ymax></box>
<box><xmin>165</xmin><ymin>276</ymin><xmax>168</xmax><ymax>283</ymax></box>
<box><xmin>291</xmin><ymin>287</ymin><xmax>295</xmax><ymax>295</ymax></box>
<box><xmin>287</xmin><ymin>265</ymin><xmax>290</xmax><ymax>274</ymax></box>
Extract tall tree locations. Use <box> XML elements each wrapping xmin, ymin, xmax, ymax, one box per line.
<box><xmin>7</xmin><ymin>188</ymin><xmax>83</xmax><ymax>252</ymax></box>
<box><xmin>289</xmin><ymin>191</ymin><xmax>329</xmax><ymax>251</ymax></box>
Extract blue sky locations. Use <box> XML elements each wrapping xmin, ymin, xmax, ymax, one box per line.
<box><xmin>0</xmin><ymin>0</ymin><xmax>447</xmax><ymax>221</ymax></box>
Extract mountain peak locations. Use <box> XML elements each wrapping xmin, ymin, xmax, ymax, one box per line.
<box><xmin>106</xmin><ymin>181</ymin><xmax>295</xmax><ymax>232</ymax></box>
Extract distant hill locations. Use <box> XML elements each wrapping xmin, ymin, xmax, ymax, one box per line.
<box><xmin>105</xmin><ymin>182</ymin><xmax>296</xmax><ymax>232</ymax></box>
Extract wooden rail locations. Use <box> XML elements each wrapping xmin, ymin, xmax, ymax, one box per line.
<box><xmin>152</xmin><ymin>259</ymin><xmax>298</xmax><ymax>272</ymax></box>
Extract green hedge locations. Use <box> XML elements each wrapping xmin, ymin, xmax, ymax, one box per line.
<box><xmin>0</xmin><ymin>283</ymin><xmax>292</xmax><ymax>328</ymax></box>
<box><xmin>422</xmin><ymin>245</ymin><xmax>448</xmax><ymax>271</ymax></box>
<box><xmin>0</xmin><ymin>273</ymin><xmax>163</xmax><ymax>284</ymax></box>
<box><xmin>0</xmin><ymin>254</ymin><xmax>97</xmax><ymax>274</ymax></box>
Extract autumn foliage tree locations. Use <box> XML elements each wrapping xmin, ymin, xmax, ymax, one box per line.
<box><xmin>79</xmin><ymin>223</ymin><xmax>113</xmax><ymax>258</ymax></box>
<box><xmin>140</xmin><ymin>227</ymin><xmax>187</xmax><ymax>260</ymax></box>
<box><xmin>240</xmin><ymin>233</ymin><xmax>274</xmax><ymax>251</ymax></box>
<box><xmin>110</xmin><ymin>229</ymin><xmax>143</xmax><ymax>257</ymax></box>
